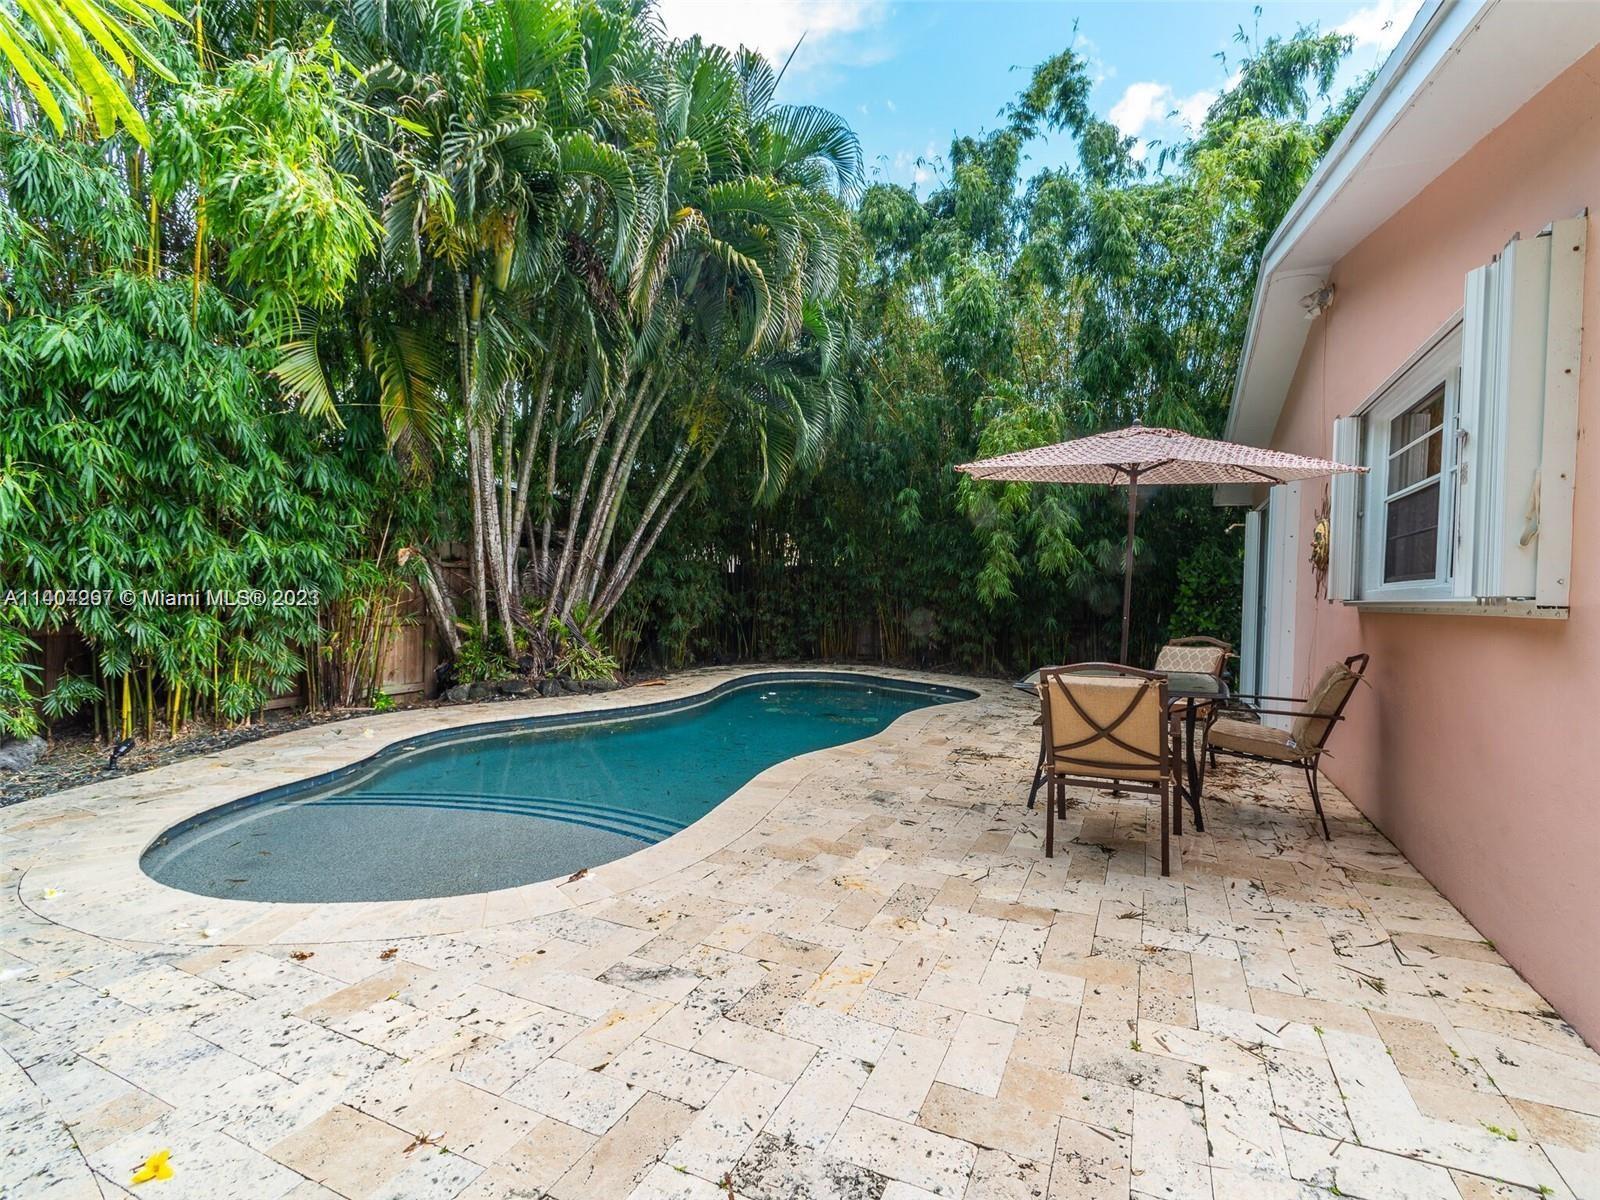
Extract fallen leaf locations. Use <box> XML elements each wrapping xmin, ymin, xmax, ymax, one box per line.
<box><xmin>378</xmin><ymin>947</ymin><xmax>398</xmax><ymax>961</ymax></box>
<box><xmin>402</xmin><ymin>1133</ymin><xmax>442</xmax><ymax>1155</ymax></box>
<box><xmin>130</xmin><ymin>1149</ymin><xmax>174</xmax><ymax>1185</ymax></box>
<box><xmin>289</xmin><ymin>950</ymin><xmax>314</xmax><ymax>962</ymax></box>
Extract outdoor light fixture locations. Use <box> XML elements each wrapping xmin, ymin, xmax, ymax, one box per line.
<box><xmin>1302</xmin><ymin>281</ymin><xmax>1336</xmax><ymax>319</ymax></box>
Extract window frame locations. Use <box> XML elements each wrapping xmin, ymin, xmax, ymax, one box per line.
<box><xmin>1355</xmin><ymin>324</ymin><xmax>1463</xmax><ymax>604</ymax></box>
<box><xmin>1325</xmin><ymin>215</ymin><xmax>1583</xmax><ymax>619</ymax></box>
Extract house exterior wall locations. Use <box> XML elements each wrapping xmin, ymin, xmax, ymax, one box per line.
<box><xmin>1263</xmin><ymin>43</ymin><xmax>1600</xmax><ymax>1045</ymax></box>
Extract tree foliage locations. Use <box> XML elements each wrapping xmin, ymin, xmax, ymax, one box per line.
<box><xmin>0</xmin><ymin>0</ymin><xmax>179</xmax><ymax>144</ymax></box>
<box><xmin>622</xmin><ymin>19</ymin><xmax>1371</xmax><ymax>674</ymax></box>
<box><xmin>0</xmin><ymin>0</ymin><xmax>1378</xmax><ymax>741</ymax></box>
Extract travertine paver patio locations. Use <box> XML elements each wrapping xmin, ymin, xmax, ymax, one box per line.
<box><xmin>3</xmin><ymin>667</ymin><xmax>1599</xmax><ymax>1200</ymax></box>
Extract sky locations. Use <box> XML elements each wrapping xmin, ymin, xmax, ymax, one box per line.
<box><xmin>655</xmin><ymin>0</ymin><xmax>1423</xmax><ymax>189</ymax></box>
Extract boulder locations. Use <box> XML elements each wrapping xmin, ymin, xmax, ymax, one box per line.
<box><xmin>0</xmin><ymin>735</ymin><xmax>46</xmax><ymax>773</ymax></box>
<box><xmin>467</xmin><ymin>681</ymin><xmax>499</xmax><ymax>701</ymax></box>
<box><xmin>537</xmin><ymin>679</ymin><xmax>561</xmax><ymax>698</ymax></box>
<box><xmin>498</xmin><ymin>679</ymin><xmax>533</xmax><ymax>696</ymax></box>
<box><xmin>444</xmin><ymin>684</ymin><xmax>472</xmax><ymax>704</ymax></box>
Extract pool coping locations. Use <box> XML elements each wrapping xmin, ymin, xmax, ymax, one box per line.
<box><xmin>3</xmin><ymin>666</ymin><xmax>998</xmax><ymax>948</ymax></box>
<box><xmin>140</xmin><ymin>670</ymin><xmax>976</xmax><ymax>903</ymax></box>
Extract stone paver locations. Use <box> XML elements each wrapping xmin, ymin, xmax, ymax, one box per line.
<box><xmin>3</xmin><ymin>666</ymin><xmax>1599</xmax><ymax>1199</ymax></box>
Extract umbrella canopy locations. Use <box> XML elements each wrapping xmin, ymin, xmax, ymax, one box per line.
<box><xmin>955</xmin><ymin>424</ymin><xmax>1361</xmax><ymax>486</ymax></box>
<box><xmin>955</xmin><ymin>425</ymin><xmax>1363</xmax><ymax>661</ymax></box>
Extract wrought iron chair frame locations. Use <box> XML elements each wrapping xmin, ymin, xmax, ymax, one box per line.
<box><xmin>1037</xmin><ymin>664</ymin><xmax>1184</xmax><ymax>875</ymax></box>
<box><xmin>1206</xmin><ymin>653</ymin><xmax>1370</xmax><ymax>839</ymax></box>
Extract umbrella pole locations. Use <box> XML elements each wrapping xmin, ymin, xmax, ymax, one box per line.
<box><xmin>1120</xmin><ymin>468</ymin><xmax>1137</xmax><ymax>664</ymax></box>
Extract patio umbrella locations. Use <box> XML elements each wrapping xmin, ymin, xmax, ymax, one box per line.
<box><xmin>955</xmin><ymin>424</ymin><xmax>1364</xmax><ymax>663</ymax></box>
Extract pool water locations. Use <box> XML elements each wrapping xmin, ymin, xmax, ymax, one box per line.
<box><xmin>141</xmin><ymin>675</ymin><xmax>969</xmax><ymax>902</ymax></box>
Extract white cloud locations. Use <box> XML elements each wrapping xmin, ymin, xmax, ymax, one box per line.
<box><xmin>1109</xmin><ymin>81</ymin><xmax>1170</xmax><ymax>138</ymax></box>
<box><xmin>1109</xmin><ymin>81</ymin><xmax>1215</xmax><ymax>139</ymax></box>
<box><xmin>654</xmin><ymin>0</ymin><xmax>889</xmax><ymax>83</ymax></box>
<box><xmin>1073</xmin><ymin>29</ymin><xmax>1113</xmax><ymax>88</ymax></box>
<box><xmin>1175</xmin><ymin>90</ymin><xmax>1216</xmax><ymax>131</ymax></box>
<box><xmin>884</xmin><ymin>98</ymin><xmax>896</xmax><ymax>112</ymax></box>
<box><xmin>1336</xmin><ymin>0</ymin><xmax>1424</xmax><ymax>54</ymax></box>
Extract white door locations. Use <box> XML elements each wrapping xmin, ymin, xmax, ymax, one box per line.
<box><xmin>1239</xmin><ymin>485</ymin><xmax>1300</xmax><ymax>729</ymax></box>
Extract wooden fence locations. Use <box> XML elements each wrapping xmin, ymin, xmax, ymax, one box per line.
<box><xmin>31</xmin><ymin>583</ymin><xmax>445</xmax><ymax>721</ymax></box>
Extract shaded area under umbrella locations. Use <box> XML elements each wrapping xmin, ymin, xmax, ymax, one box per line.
<box><xmin>955</xmin><ymin>424</ymin><xmax>1365</xmax><ymax>662</ymax></box>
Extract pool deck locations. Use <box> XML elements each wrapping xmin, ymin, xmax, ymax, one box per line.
<box><xmin>3</xmin><ymin>666</ymin><xmax>1598</xmax><ymax>1199</ymax></box>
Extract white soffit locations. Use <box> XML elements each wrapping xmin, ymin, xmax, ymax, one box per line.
<box><xmin>1225</xmin><ymin>0</ymin><xmax>1600</xmax><ymax>450</ymax></box>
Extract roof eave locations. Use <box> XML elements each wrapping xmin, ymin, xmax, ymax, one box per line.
<box><xmin>1223</xmin><ymin>0</ymin><xmax>1476</xmax><ymax>446</ymax></box>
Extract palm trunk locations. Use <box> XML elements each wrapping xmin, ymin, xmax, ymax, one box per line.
<box><xmin>499</xmin><ymin>405</ymin><xmax>514</xmax><ymax>586</ymax></box>
<box><xmin>546</xmin><ymin>370</ymin><xmax>627</xmax><ymax>624</ymax></box>
<box><xmin>455</xmin><ymin>273</ymin><xmax>490</xmax><ymax>637</ymax></box>
<box><xmin>472</xmin><ymin>420</ymin><xmax>518</xmax><ymax>655</ymax></box>
<box><xmin>509</xmin><ymin>344</ymin><xmax>562</xmax><ymax>593</ymax></box>
<box><xmin>585</xmin><ymin>388</ymin><xmax>666</xmax><ymax>604</ymax></box>
<box><xmin>539</xmin><ymin>391</ymin><xmax>564</xmax><ymax>581</ymax></box>
<box><xmin>569</xmin><ymin>368</ymin><xmax>654</xmax><ymax>607</ymax></box>
<box><xmin>413</xmin><ymin>553</ymin><xmax>462</xmax><ymax>659</ymax></box>
<box><xmin>597</xmin><ymin>434</ymin><xmax>724</xmax><ymax>621</ymax></box>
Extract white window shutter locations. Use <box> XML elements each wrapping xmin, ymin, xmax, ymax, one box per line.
<box><xmin>1239</xmin><ymin>508</ymin><xmax>1263</xmax><ymax>697</ymax></box>
<box><xmin>1328</xmin><ymin>416</ymin><xmax>1361</xmax><ymax>602</ymax></box>
<box><xmin>1454</xmin><ymin>264</ymin><xmax>1495</xmax><ymax>598</ymax></box>
<box><xmin>1534</xmin><ymin>215</ymin><xmax>1586</xmax><ymax>606</ymax></box>
<box><xmin>1458</xmin><ymin>219</ymin><xmax>1586</xmax><ymax>606</ymax></box>
<box><xmin>1462</xmin><ymin>234</ymin><xmax>1549</xmax><ymax>601</ymax></box>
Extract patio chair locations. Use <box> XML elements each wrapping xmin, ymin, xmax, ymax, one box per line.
<box><xmin>1205</xmin><ymin>653</ymin><xmax>1370</xmax><ymax>839</ymax></box>
<box><xmin>1155</xmin><ymin>635</ymin><xmax>1232</xmax><ymax>785</ymax></box>
<box><xmin>1153</xmin><ymin>635</ymin><xmax>1231</xmax><ymax>679</ymax></box>
<box><xmin>1037</xmin><ymin>665</ymin><xmax>1184</xmax><ymax>875</ymax></box>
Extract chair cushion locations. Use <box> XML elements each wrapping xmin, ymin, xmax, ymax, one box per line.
<box><xmin>1208</xmin><ymin>717</ymin><xmax>1307</xmax><ymax>762</ymax></box>
<box><xmin>1290</xmin><ymin>664</ymin><xmax>1360</xmax><ymax>750</ymax></box>
<box><xmin>1154</xmin><ymin>644</ymin><xmax>1227</xmax><ymax>675</ymax></box>
<box><xmin>1040</xmin><ymin>673</ymin><xmax>1166</xmax><ymax>781</ymax></box>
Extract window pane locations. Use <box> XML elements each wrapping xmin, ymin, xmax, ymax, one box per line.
<box><xmin>1384</xmin><ymin>481</ymin><xmax>1440</xmax><ymax>582</ymax></box>
<box><xmin>1389</xmin><ymin>430</ymin><xmax>1443</xmax><ymax>493</ymax></box>
<box><xmin>1387</xmin><ymin>387</ymin><xmax>1445</xmax><ymax>494</ymax></box>
<box><xmin>1389</xmin><ymin>386</ymin><xmax>1444</xmax><ymax>448</ymax></box>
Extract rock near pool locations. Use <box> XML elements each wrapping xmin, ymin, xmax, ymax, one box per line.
<box><xmin>0</xmin><ymin>735</ymin><xmax>47</xmax><ymax>773</ymax></box>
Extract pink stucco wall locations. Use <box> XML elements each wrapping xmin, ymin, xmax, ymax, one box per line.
<box><xmin>1265</xmin><ymin>44</ymin><xmax>1600</xmax><ymax>1045</ymax></box>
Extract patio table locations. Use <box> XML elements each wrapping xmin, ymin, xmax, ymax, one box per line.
<box><xmin>1015</xmin><ymin>666</ymin><xmax>1227</xmax><ymax>833</ymax></box>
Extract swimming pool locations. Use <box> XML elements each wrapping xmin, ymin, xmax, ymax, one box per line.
<box><xmin>140</xmin><ymin>673</ymin><xmax>971</xmax><ymax>903</ymax></box>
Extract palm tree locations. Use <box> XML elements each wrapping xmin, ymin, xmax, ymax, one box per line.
<box><xmin>542</xmin><ymin>38</ymin><xmax>863</xmax><ymax>631</ymax></box>
<box><xmin>277</xmin><ymin>2</ymin><xmax>864</xmax><ymax>676</ymax></box>
<box><xmin>280</xmin><ymin>0</ymin><xmax>645</xmax><ymax>655</ymax></box>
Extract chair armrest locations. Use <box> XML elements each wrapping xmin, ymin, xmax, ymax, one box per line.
<box><xmin>1228</xmin><ymin>707</ymin><xmax>1345</xmax><ymax>721</ymax></box>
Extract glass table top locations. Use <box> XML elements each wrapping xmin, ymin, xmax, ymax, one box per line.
<box><xmin>1014</xmin><ymin>667</ymin><xmax>1227</xmax><ymax>701</ymax></box>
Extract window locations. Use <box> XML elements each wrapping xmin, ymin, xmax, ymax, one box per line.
<box><xmin>1382</xmin><ymin>385</ymin><xmax>1446</xmax><ymax>583</ymax></box>
<box><xmin>1345</xmin><ymin>329</ymin><xmax>1460</xmax><ymax>602</ymax></box>
<box><xmin>1327</xmin><ymin>214</ymin><xmax>1587</xmax><ymax>613</ymax></box>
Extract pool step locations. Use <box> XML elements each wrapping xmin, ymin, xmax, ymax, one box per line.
<box><xmin>310</xmin><ymin>791</ymin><xmax>687</xmax><ymax>844</ymax></box>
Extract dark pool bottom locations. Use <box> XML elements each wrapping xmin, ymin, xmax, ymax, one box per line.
<box><xmin>140</xmin><ymin>673</ymin><xmax>973</xmax><ymax>903</ymax></box>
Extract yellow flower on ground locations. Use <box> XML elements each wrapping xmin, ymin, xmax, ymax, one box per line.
<box><xmin>130</xmin><ymin>1150</ymin><xmax>174</xmax><ymax>1185</ymax></box>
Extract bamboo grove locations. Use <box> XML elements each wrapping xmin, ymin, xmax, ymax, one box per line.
<box><xmin>1</xmin><ymin>0</ymin><xmax>1373</xmax><ymax>740</ymax></box>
